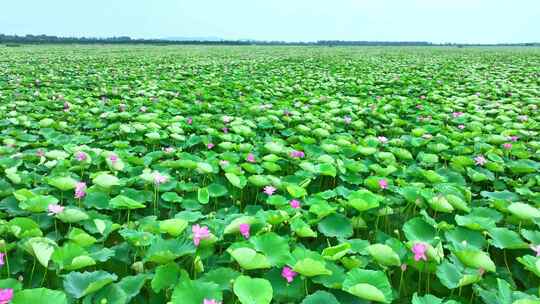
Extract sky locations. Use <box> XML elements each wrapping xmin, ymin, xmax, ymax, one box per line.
<box><xmin>1</xmin><ymin>0</ymin><xmax>539</xmax><ymax>43</ymax></box>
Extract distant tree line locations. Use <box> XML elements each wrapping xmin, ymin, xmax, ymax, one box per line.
<box><xmin>1</xmin><ymin>34</ymin><xmax>538</xmax><ymax>47</ymax></box>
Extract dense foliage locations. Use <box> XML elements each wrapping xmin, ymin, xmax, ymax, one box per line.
<box><xmin>0</xmin><ymin>45</ymin><xmax>539</xmax><ymax>303</ymax></box>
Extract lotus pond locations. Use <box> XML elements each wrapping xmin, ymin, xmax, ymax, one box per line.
<box><xmin>0</xmin><ymin>45</ymin><xmax>539</xmax><ymax>304</ymax></box>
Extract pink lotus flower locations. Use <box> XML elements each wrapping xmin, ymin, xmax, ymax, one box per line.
<box><xmin>412</xmin><ymin>243</ymin><xmax>428</xmax><ymax>262</ymax></box>
<box><xmin>246</xmin><ymin>153</ymin><xmax>256</xmax><ymax>163</ymax></box>
<box><xmin>74</xmin><ymin>182</ymin><xmax>87</xmax><ymax>199</ymax></box>
<box><xmin>263</xmin><ymin>186</ymin><xmax>276</xmax><ymax>196</ymax></box>
<box><xmin>192</xmin><ymin>224</ymin><xmax>210</xmax><ymax>247</ymax></box>
<box><xmin>378</xmin><ymin>179</ymin><xmax>388</xmax><ymax>190</ymax></box>
<box><xmin>0</xmin><ymin>253</ymin><xmax>4</xmax><ymax>267</ymax></box>
<box><xmin>75</xmin><ymin>152</ymin><xmax>87</xmax><ymax>162</ymax></box>
<box><xmin>420</xmin><ymin>95</ymin><xmax>426</xmax><ymax>100</ymax></box>
<box><xmin>47</xmin><ymin>204</ymin><xmax>65</xmax><ymax>216</ymax></box>
<box><xmin>207</xmin><ymin>143</ymin><xmax>215</xmax><ymax>149</ymax></box>
<box><xmin>290</xmin><ymin>150</ymin><xmax>305</xmax><ymax>158</ymax></box>
<box><xmin>283</xmin><ymin>109</ymin><xmax>291</xmax><ymax>116</ymax></box>
<box><xmin>452</xmin><ymin>112</ymin><xmax>464</xmax><ymax>118</ymax></box>
<box><xmin>474</xmin><ymin>155</ymin><xmax>487</xmax><ymax>166</ymax></box>
<box><xmin>36</xmin><ymin>149</ymin><xmax>45</xmax><ymax>157</ymax></box>
<box><xmin>219</xmin><ymin>160</ymin><xmax>229</xmax><ymax>166</ymax></box>
<box><xmin>281</xmin><ymin>266</ymin><xmax>297</xmax><ymax>283</ymax></box>
<box><xmin>377</xmin><ymin>136</ymin><xmax>388</xmax><ymax>144</ymax></box>
<box><xmin>0</xmin><ymin>288</ymin><xmax>13</xmax><ymax>304</ymax></box>
<box><xmin>508</xmin><ymin>136</ymin><xmax>519</xmax><ymax>142</ymax></box>
<box><xmin>222</xmin><ymin>127</ymin><xmax>229</xmax><ymax>133</ymax></box>
<box><xmin>530</xmin><ymin>244</ymin><xmax>540</xmax><ymax>257</ymax></box>
<box><xmin>164</xmin><ymin>147</ymin><xmax>175</xmax><ymax>154</ymax></box>
<box><xmin>187</xmin><ymin>117</ymin><xmax>193</xmax><ymax>125</ymax></box>
<box><xmin>239</xmin><ymin>223</ymin><xmax>250</xmax><ymax>239</ymax></box>
<box><xmin>344</xmin><ymin>116</ymin><xmax>352</xmax><ymax>124</ymax></box>
<box><xmin>203</xmin><ymin>299</ymin><xmax>222</xmax><ymax>304</ymax></box>
<box><xmin>109</xmin><ymin>154</ymin><xmax>119</xmax><ymax>164</ymax></box>
<box><xmin>140</xmin><ymin>106</ymin><xmax>147</xmax><ymax>112</ymax></box>
<box><xmin>458</xmin><ymin>124</ymin><xmax>465</xmax><ymax>130</ymax></box>
<box><xmin>503</xmin><ymin>143</ymin><xmax>512</xmax><ymax>150</ymax></box>
<box><xmin>153</xmin><ymin>172</ymin><xmax>168</xmax><ymax>185</ymax></box>
<box><xmin>290</xmin><ymin>199</ymin><xmax>301</xmax><ymax>209</ymax></box>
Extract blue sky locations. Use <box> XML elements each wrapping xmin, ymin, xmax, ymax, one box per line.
<box><xmin>1</xmin><ymin>0</ymin><xmax>539</xmax><ymax>43</ymax></box>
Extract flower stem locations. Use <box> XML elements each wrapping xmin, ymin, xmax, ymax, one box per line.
<box><xmin>398</xmin><ymin>268</ymin><xmax>404</xmax><ymax>296</ymax></box>
<box><xmin>29</xmin><ymin>258</ymin><xmax>37</xmax><ymax>287</ymax></box>
<box><xmin>40</xmin><ymin>267</ymin><xmax>47</xmax><ymax>287</ymax></box>
<box><xmin>3</xmin><ymin>246</ymin><xmax>10</xmax><ymax>278</ymax></box>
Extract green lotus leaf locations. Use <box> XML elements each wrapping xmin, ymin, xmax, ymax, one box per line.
<box><xmin>233</xmin><ymin>275</ymin><xmax>273</xmax><ymax>304</ymax></box>
<box><xmin>342</xmin><ymin>269</ymin><xmax>394</xmax><ymax>303</ymax></box>
<box><xmin>366</xmin><ymin>243</ymin><xmax>401</xmax><ymax>266</ymax></box>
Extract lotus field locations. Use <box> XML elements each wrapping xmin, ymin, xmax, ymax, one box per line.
<box><xmin>1</xmin><ymin>45</ymin><xmax>540</xmax><ymax>304</ymax></box>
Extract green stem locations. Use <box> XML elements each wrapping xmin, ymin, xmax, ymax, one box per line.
<box><xmin>417</xmin><ymin>263</ymin><xmax>423</xmax><ymax>294</ymax></box>
<box><xmin>40</xmin><ymin>267</ymin><xmax>47</xmax><ymax>287</ymax></box>
<box><xmin>3</xmin><ymin>246</ymin><xmax>10</xmax><ymax>278</ymax></box>
<box><xmin>29</xmin><ymin>258</ymin><xmax>37</xmax><ymax>287</ymax></box>
<box><xmin>398</xmin><ymin>268</ymin><xmax>404</xmax><ymax>296</ymax></box>
<box><xmin>503</xmin><ymin>249</ymin><xmax>511</xmax><ymax>274</ymax></box>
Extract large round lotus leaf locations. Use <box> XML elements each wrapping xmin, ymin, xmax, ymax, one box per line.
<box><xmin>342</xmin><ymin>269</ymin><xmax>394</xmax><ymax>303</ymax></box>
<box><xmin>488</xmin><ymin>227</ymin><xmax>528</xmax><ymax>249</ymax></box>
<box><xmin>293</xmin><ymin>258</ymin><xmax>332</xmax><ymax>277</ymax></box>
<box><xmin>110</xmin><ymin>195</ymin><xmax>145</xmax><ymax>209</ymax></box>
<box><xmin>301</xmin><ymin>291</ymin><xmax>340</xmax><ymax>304</ymax></box>
<box><xmin>366</xmin><ymin>244</ymin><xmax>401</xmax><ymax>266</ymax></box>
<box><xmin>225</xmin><ymin>173</ymin><xmax>247</xmax><ymax>188</ymax></box>
<box><xmin>402</xmin><ymin>217</ymin><xmax>437</xmax><ymax>242</ymax></box>
<box><xmin>229</xmin><ymin>247</ymin><xmax>271</xmax><ymax>270</ymax></box>
<box><xmin>159</xmin><ymin>218</ymin><xmax>188</xmax><ymax>236</ymax></box>
<box><xmin>224</xmin><ymin>216</ymin><xmax>259</xmax><ymax>234</ymax></box>
<box><xmin>63</xmin><ymin>271</ymin><xmax>118</xmax><ymax>299</ymax></box>
<box><xmin>322</xmin><ymin>243</ymin><xmax>351</xmax><ymax>261</ymax></box>
<box><xmin>250</xmin><ymin>232</ymin><xmax>292</xmax><ymax>266</ymax></box>
<box><xmin>317</xmin><ymin>213</ymin><xmax>353</xmax><ymax>238</ymax></box>
<box><xmin>347</xmin><ymin>189</ymin><xmax>383</xmax><ymax>211</ymax></box>
<box><xmin>411</xmin><ymin>293</ymin><xmax>443</xmax><ymax>304</ymax></box>
<box><xmin>11</xmin><ymin>288</ymin><xmax>68</xmax><ymax>304</ymax></box>
<box><xmin>93</xmin><ymin>173</ymin><xmax>120</xmax><ymax>188</ymax></box>
<box><xmin>507</xmin><ymin>203</ymin><xmax>540</xmax><ymax>220</ymax></box>
<box><xmin>455</xmin><ymin>249</ymin><xmax>496</xmax><ymax>272</ymax></box>
<box><xmin>233</xmin><ymin>275</ymin><xmax>273</xmax><ymax>304</ymax></box>
<box><xmin>47</xmin><ymin>176</ymin><xmax>78</xmax><ymax>191</ymax></box>
<box><xmin>56</xmin><ymin>208</ymin><xmax>90</xmax><ymax>223</ymax></box>
<box><xmin>172</xmin><ymin>280</ymin><xmax>222</xmax><ymax>304</ymax></box>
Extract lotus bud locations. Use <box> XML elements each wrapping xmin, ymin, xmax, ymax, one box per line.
<box><xmin>352</xmin><ymin>216</ymin><xmax>367</xmax><ymax>229</ymax></box>
<box><xmin>194</xmin><ymin>256</ymin><xmax>204</xmax><ymax>273</ymax></box>
<box><xmin>131</xmin><ymin>261</ymin><xmax>144</xmax><ymax>273</ymax></box>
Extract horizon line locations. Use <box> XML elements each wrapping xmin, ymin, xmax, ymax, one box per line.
<box><xmin>1</xmin><ymin>33</ymin><xmax>539</xmax><ymax>45</ymax></box>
